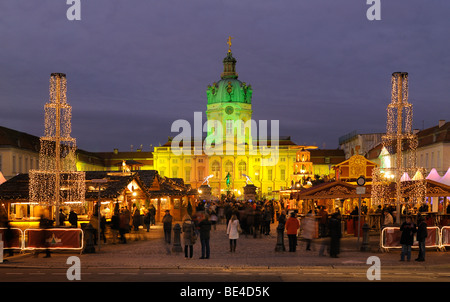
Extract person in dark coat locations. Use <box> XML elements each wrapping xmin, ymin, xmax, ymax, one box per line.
<box><xmin>100</xmin><ymin>215</ymin><xmax>107</xmax><ymax>243</ymax></box>
<box><xmin>253</xmin><ymin>206</ymin><xmax>262</xmax><ymax>238</ymax></box>
<box><xmin>68</xmin><ymin>210</ymin><xmax>78</xmax><ymax>228</ymax></box>
<box><xmin>144</xmin><ymin>209</ymin><xmax>152</xmax><ymax>232</ymax></box>
<box><xmin>182</xmin><ymin>214</ymin><xmax>196</xmax><ymax>259</ymax></box>
<box><xmin>59</xmin><ymin>209</ymin><xmax>66</xmax><ymax>227</ymax></box>
<box><xmin>162</xmin><ymin>210</ymin><xmax>173</xmax><ymax>244</ymax></box>
<box><xmin>111</xmin><ymin>211</ymin><xmax>120</xmax><ymax>244</ymax></box>
<box><xmin>149</xmin><ymin>204</ymin><xmax>156</xmax><ymax>225</ymax></box>
<box><xmin>277</xmin><ymin>211</ymin><xmax>287</xmax><ymax>229</ymax></box>
<box><xmin>262</xmin><ymin>207</ymin><xmax>272</xmax><ymax>235</ymax></box>
<box><xmin>37</xmin><ymin>215</ymin><xmax>54</xmax><ymax>258</ymax></box>
<box><xmin>198</xmin><ymin>214</ymin><xmax>212</xmax><ymax>259</ymax></box>
<box><xmin>119</xmin><ymin>211</ymin><xmax>128</xmax><ymax>244</ymax></box>
<box><xmin>132</xmin><ymin>206</ymin><xmax>141</xmax><ymax>232</ymax></box>
<box><xmin>328</xmin><ymin>212</ymin><xmax>342</xmax><ymax>258</ymax></box>
<box><xmin>400</xmin><ymin>216</ymin><xmax>417</xmax><ymax>262</ymax></box>
<box><xmin>4</xmin><ymin>221</ymin><xmax>15</xmax><ymax>257</ymax></box>
<box><xmin>415</xmin><ymin>215</ymin><xmax>427</xmax><ymax>262</ymax></box>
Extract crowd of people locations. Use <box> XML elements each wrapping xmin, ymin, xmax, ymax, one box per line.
<box><xmin>156</xmin><ymin>199</ymin><xmax>346</xmax><ymax>259</ymax></box>
<box><xmin>2</xmin><ymin>195</ymin><xmax>444</xmax><ymax>262</ymax></box>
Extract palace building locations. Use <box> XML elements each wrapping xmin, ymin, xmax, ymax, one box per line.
<box><xmin>152</xmin><ymin>42</ymin><xmax>345</xmax><ymax>199</ymax></box>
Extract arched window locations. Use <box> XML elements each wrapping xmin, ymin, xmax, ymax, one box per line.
<box><xmin>225</xmin><ymin>160</ymin><xmax>233</xmax><ymax>173</ymax></box>
<box><xmin>211</xmin><ymin>161</ymin><xmax>220</xmax><ymax>178</ymax></box>
<box><xmin>238</xmin><ymin>161</ymin><xmax>246</xmax><ymax>179</ymax></box>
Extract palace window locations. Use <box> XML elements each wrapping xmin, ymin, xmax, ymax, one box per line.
<box><xmin>225</xmin><ymin>161</ymin><xmax>233</xmax><ymax>172</ymax></box>
<box><xmin>172</xmin><ymin>167</ymin><xmax>178</xmax><ymax>178</ymax></box>
<box><xmin>198</xmin><ymin>167</ymin><xmax>205</xmax><ymax>180</ymax></box>
<box><xmin>185</xmin><ymin>168</ymin><xmax>191</xmax><ymax>182</ymax></box>
<box><xmin>226</xmin><ymin>120</ymin><xmax>234</xmax><ymax>136</ymax></box>
<box><xmin>212</xmin><ymin>161</ymin><xmax>220</xmax><ymax>178</ymax></box>
<box><xmin>238</xmin><ymin>161</ymin><xmax>246</xmax><ymax>179</ymax></box>
<box><xmin>254</xmin><ymin>168</ymin><xmax>260</xmax><ymax>181</ymax></box>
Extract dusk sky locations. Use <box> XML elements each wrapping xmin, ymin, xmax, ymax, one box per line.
<box><xmin>0</xmin><ymin>0</ymin><xmax>449</xmax><ymax>152</ymax></box>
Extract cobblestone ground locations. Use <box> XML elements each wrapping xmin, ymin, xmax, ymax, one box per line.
<box><xmin>4</xmin><ymin>221</ymin><xmax>449</xmax><ymax>270</ymax></box>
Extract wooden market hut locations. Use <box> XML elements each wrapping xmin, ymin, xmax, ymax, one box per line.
<box><xmin>0</xmin><ymin>170</ymin><xmax>198</xmax><ymax>227</ymax></box>
<box><xmin>297</xmin><ymin>180</ymin><xmax>372</xmax><ymax>214</ymax></box>
<box><xmin>134</xmin><ymin>171</ymin><xmax>198</xmax><ymax>222</ymax></box>
<box><xmin>83</xmin><ymin>170</ymin><xmax>198</xmax><ymax>222</ymax></box>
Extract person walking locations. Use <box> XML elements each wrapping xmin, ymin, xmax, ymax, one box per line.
<box><xmin>328</xmin><ymin>212</ymin><xmax>342</xmax><ymax>258</ymax></box>
<box><xmin>162</xmin><ymin>210</ymin><xmax>173</xmax><ymax>244</ymax></box>
<box><xmin>118</xmin><ymin>210</ymin><xmax>128</xmax><ymax>244</ymax></box>
<box><xmin>285</xmin><ymin>212</ymin><xmax>300</xmax><ymax>252</ymax></box>
<box><xmin>37</xmin><ymin>214</ymin><xmax>54</xmax><ymax>258</ymax></box>
<box><xmin>149</xmin><ymin>204</ymin><xmax>156</xmax><ymax>225</ymax></box>
<box><xmin>144</xmin><ymin>209</ymin><xmax>151</xmax><ymax>232</ymax></box>
<box><xmin>4</xmin><ymin>220</ymin><xmax>15</xmax><ymax>257</ymax></box>
<box><xmin>262</xmin><ymin>207</ymin><xmax>272</xmax><ymax>235</ymax></box>
<box><xmin>111</xmin><ymin>208</ymin><xmax>120</xmax><ymax>244</ymax></box>
<box><xmin>90</xmin><ymin>210</ymin><xmax>99</xmax><ymax>245</ymax></box>
<box><xmin>198</xmin><ymin>214</ymin><xmax>212</xmax><ymax>259</ymax></box>
<box><xmin>400</xmin><ymin>216</ymin><xmax>416</xmax><ymax>262</ymax></box>
<box><xmin>416</xmin><ymin>215</ymin><xmax>427</xmax><ymax>262</ymax></box>
<box><xmin>132</xmin><ymin>206</ymin><xmax>141</xmax><ymax>232</ymax></box>
<box><xmin>100</xmin><ymin>214</ymin><xmax>107</xmax><ymax>244</ymax></box>
<box><xmin>303</xmin><ymin>210</ymin><xmax>315</xmax><ymax>251</ymax></box>
<box><xmin>278</xmin><ymin>210</ymin><xmax>287</xmax><ymax>229</ymax></box>
<box><xmin>382</xmin><ymin>210</ymin><xmax>394</xmax><ymax>229</ymax></box>
<box><xmin>59</xmin><ymin>209</ymin><xmax>66</xmax><ymax>227</ymax></box>
<box><xmin>318</xmin><ymin>206</ymin><xmax>328</xmax><ymax>237</ymax></box>
<box><xmin>182</xmin><ymin>214</ymin><xmax>196</xmax><ymax>259</ymax></box>
<box><xmin>227</xmin><ymin>214</ymin><xmax>240</xmax><ymax>252</ymax></box>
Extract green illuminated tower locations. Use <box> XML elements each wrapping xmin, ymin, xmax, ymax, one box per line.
<box><xmin>206</xmin><ymin>41</ymin><xmax>253</xmax><ymax>148</ymax></box>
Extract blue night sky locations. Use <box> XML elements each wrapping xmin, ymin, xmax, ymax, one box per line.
<box><xmin>0</xmin><ymin>0</ymin><xmax>449</xmax><ymax>152</ymax></box>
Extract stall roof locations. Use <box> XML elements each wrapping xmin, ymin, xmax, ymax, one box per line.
<box><xmin>0</xmin><ymin>170</ymin><xmax>196</xmax><ymax>201</ymax></box>
<box><xmin>0</xmin><ymin>173</ymin><xmax>30</xmax><ymax>200</ymax></box>
<box><xmin>296</xmin><ymin>179</ymin><xmax>450</xmax><ymax>201</ymax></box>
<box><xmin>298</xmin><ymin>181</ymin><xmax>372</xmax><ymax>200</ymax></box>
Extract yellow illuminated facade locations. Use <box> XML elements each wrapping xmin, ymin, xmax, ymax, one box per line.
<box><xmin>153</xmin><ymin>46</ymin><xmax>344</xmax><ymax>199</ymax></box>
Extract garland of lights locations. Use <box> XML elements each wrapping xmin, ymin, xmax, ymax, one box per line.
<box><xmin>29</xmin><ymin>73</ymin><xmax>85</xmax><ymax>208</ymax></box>
<box><xmin>371</xmin><ymin>72</ymin><xmax>426</xmax><ymax>212</ymax></box>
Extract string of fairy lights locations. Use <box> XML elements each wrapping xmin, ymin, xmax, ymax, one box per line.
<box><xmin>371</xmin><ymin>72</ymin><xmax>426</xmax><ymax>213</ymax></box>
<box><xmin>29</xmin><ymin>73</ymin><xmax>86</xmax><ymax>208</ymax></box>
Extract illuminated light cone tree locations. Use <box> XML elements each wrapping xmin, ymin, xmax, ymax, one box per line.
<box><xmin>371</xmin><ymin>72</ymin><xmax>426</xmax><ymax>223</ymax></box>
<box><xmin>29</xmin><ymin>73</ymin><xmax>86</xmax><ymax>224</ymax></box>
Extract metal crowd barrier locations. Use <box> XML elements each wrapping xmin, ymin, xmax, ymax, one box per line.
<box><xmin>24</xmin><ymin>228</ymin><xmax>84</xmax><ymax>251</ymax></box>
<box><xmin>441</xmin><ymin>226</ymin><xmax>450</xmax><ymax>249</ymax></box>
<box><xmin>0</xmin><ymin>228</ymin><xmax>24</xmax><ymax>250</ymax></box>
<box><xmin>381</xmin><ymin>226</ymin><xmax>443</xmax><ymax>251</ymax></box>
<box><xmin>0</xmin><ymin>228</ymin><xmax>84</xmax><ymax>253</ymax></box>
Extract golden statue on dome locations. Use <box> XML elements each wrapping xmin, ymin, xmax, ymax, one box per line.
<box><xmin>227</xmin><ymin>36</ymin><xmax>233</xmax><ymax>53</ymax></box>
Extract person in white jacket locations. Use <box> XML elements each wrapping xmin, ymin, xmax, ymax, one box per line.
<box><xmin>302</xmin><ymin>211</ymin><xmax>315</xmax><ymax>251</ymax></box>
<box><xmin>227</xmin><ymin>214</ymin><xmax>240</xmax><ymax>252</ymax></box>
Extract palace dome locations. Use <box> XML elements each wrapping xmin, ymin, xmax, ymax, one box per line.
<box><xmin>206</xmin><ymin>52</ymin><xmax>253</xmax><ymax>105</ymax></box>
